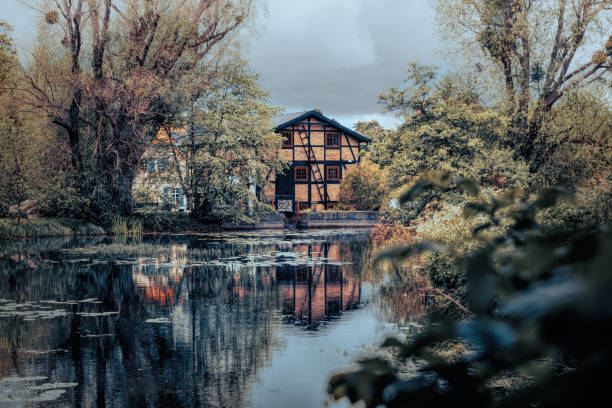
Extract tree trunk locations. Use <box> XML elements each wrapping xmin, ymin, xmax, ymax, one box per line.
<box><xmin>67</xmin><ymin>94</ymin><xmax>83</xmax><ymax>171</ymax></box>
<box><xmin>113</xmin><ymin>167</ymin><xmax>135</xmax><ymax>216</ymax></box>
<box><xmin>522</xmin><ymin>103</ymin><xmax>549</xmax><ymax>172</ymax></box>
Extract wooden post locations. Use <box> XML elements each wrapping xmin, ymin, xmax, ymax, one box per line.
<box><xmin>296</xmin><ymin>197</ymin><xmax>300</xmax><ymax>217</ymax></box>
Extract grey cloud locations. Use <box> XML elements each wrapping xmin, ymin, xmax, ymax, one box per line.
<box><xmin>248</xmin><ymin>0</ymin><xmax>442</xmax><ymax>128</ymax></box>
<box><xmin>4</xmin><ymin>0</ymin><xmax>442</xmax><ymax>129</ymax></box>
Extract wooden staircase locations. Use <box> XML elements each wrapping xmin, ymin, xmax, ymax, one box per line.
<box><xmin>296</xmin><ymin>125</ymin><xmax>328</xmax><ymax>204</ymax></box>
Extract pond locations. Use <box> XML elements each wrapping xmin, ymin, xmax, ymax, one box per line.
<box><xmin>0</xmin><ymin>229</ymin><xmax>418</xmax><ymax>407</ymax></box>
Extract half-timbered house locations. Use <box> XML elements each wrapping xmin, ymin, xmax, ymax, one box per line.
<box><xmin>266</xmin><ymin>110</ymin><xmax>371</xmax><ymax>212</ymax></box>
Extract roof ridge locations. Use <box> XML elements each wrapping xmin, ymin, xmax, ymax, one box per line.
<box><xmin>272</xmin><ymin>110</ymin><xmax>371</xmax><ymax>143</ymax></box>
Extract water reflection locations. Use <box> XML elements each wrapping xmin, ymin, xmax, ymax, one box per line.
<box><xmin>0</xmin><ymin>231</ymin><xmax>371</xmax><ymax>407</ymax></box>
<box><xmin>276</xmin><ymin>242</ymin><xmax>360</xmax><ymax>329</ymax></box>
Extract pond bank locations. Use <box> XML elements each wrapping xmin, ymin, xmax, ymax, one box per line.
<box><xmin>0</xmin><ymin>218</ymin><xmax>105</xmax><ymax>240</ymax></box>
<box><xmin>297</xmin><ymin>211</ymin><xmax>380</xmax><ymax>228</ymax></box>
<box><xmin>1</xmin><ymin>213</ymin><xmax>221</xmax><ymax>239</ymax></box>
<box><xmin>222</xmin><ymin>211</ymin><xmax>381</xmax><ymax>230</ymax></box>
<box><xmin>2</xmin><ymin>211</ymin><xmax>382</xmax><ymax>239</ymax></box>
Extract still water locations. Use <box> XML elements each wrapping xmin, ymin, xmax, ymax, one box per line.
<box><xmin>0</xmin><ymin>229</ymin><xmax>410</xmax><ymax>407</ymax></box>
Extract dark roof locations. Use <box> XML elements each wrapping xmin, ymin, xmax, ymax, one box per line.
<box><xmin>272</xmin><ymin>110</ymin><xmax>371</xmax><ymax>143</ymax></box>
<box><xmin>271</xmin><ymin>111</ymin><xmax>310</xmax><ymax>127</ymax></box>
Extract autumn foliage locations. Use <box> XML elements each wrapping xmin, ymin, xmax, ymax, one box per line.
<box><xmin>338</xmin><ymin>159</ymin><xmax>389</xmax><ymax>211</ymax></box>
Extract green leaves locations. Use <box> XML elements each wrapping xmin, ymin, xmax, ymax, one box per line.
<box><xmin>328</xmin><ymin>358</ymin><xmax>397</xmax><ymax>408</ymax></box>
<box><xmin>463</xmin><ymin>202</ymin><xmax>489</xmax><ymax>219</ymax></box>
<box><xmin>373</xmin><ymin>241</ymin><xmax>448</xmax><ymax>265</ymax></box>
<box><xmin>398</xmin><ymin>179</ymin><xmax>433</xmax><ymax>204</ymax></box>
<box><xmin>533</xmin><ymin>187</ymin><xmax>573</xmax><ymax>209</ymax></box>
<box><xmin>460</xmin><ymin>178</ymin><xmax>481</xmax><ymax>196</ymax></box>
<box><xmin>329</xmin><ymin>182</ymin><xmax>612</xmax><ymax>408</ymax></box>
<box><xmin>398</xmin><ymin>171</ymin><xmax>451</xmax><ymax>205</ymax></box>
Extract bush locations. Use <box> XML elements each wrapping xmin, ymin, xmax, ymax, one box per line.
<box><xmin>328</xmin><ymin>174</ymin><xmax>611</xmax><ymax>408</ymax></box>
<box><xmin>339</xmin><ymin>159</ymin><xmax>389</xmax><ymax>211</ymax></box>
<box><xmin>424</xmin><ymin>251</ymin><xmax>465</xmax><ymax>302</ymax></box>
<box><xmin>38</xmin><ymin>186</ymin><xmax>92</xmax><ymax>219</ymax></box>
<box><xmin>135</xmin><ymin>211</ymin><xmax>220</xmax><ymax>232</ymax></box>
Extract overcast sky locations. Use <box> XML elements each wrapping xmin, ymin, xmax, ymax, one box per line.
<box><xmin>4</xmin><ymin>0</ymin><xmax>442</xmax><ymax>129</ymax></box>
<box><xmin>246</xmin><ymin>0</ymin><xmax>442</xmax><ymax>129</ymax></box>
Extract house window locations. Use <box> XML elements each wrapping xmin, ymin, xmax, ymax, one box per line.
<box><xmin>326</xmin><ymin>166</ymin><xmax>340</xmax><ymax>181</ymax></box>
<box><xmin>146</xmin><ymin>159</ymin><xmax>156</xmax><ymax>173</ymax></box>
<box><xmin>281</xmin><ymin>132</ymin><xmax>292</xmax><ymax>147</ymax></box>
<box><xmin>326</xmin><ymin>132</ymin><xmax>339</xmax><ymax>147</ymax></box>
<box><xmin>158</xmin><ymin>157</ymin><xmax>169</xmax><ymax>170</ymax></box>
<box><xmin>170</xmin><ymin>188</ymin><xmax>182</xmax><ymax>204</ymax></box>
<box><xmin>295</xmin><ymin>166</ymin><xmax>308</xmax><ymax>181</ymax></box>
<box><xmin>298</xmin><ymin>202</ymin><xmax>310</xmax><ymax>211</ymax></box>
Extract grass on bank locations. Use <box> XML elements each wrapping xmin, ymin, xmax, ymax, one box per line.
<box><xmin>0</xmin><ymin>218</ymin><xmax>105</xmax><ymax>240</ymax></box>
<box><xmin>0</xmin><ymin>211</ymin><xmax>233</xmax><ymax>240</ymax></box>
<box><xmin>110</xmin><ymin>215</ymin><xmax>143</xmax><ymax>236</ymax></box>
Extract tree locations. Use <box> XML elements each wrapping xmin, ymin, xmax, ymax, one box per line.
<box><xmin>0</xmin><ymin>23</ymin><xmax>54</xmax><ymax>220</ymax></box>
<box><xmin>375</xmin><ymin>65</ymin><xmax>530</xmax><ymax>199</ymax></box>
<box><xmin>534</xmin><ymin>89</ymin><xmax>612</xmax><ymax>186</ymax></box>
<box><xmin>338</xmin><ymin>159</ymin><xmax>389</xmax><ymax>211</ymax></box>
<box><xmin>0</xmin><ymin>21</ymin><xmax>14</xmax><ymax>85</ymax></box>
<box><xmin>147</xmin><ymin>60</ymin><xmax>286</xmax><ymax>222</ymax></box>
<box><xmin>20</xmin><ymin>0</ymin><xmax>253</xmax><ymax>215</ymax></box>
<box><xmin>354</xmin><ymin>120</ymin><xmax>396</xmax><ymax>167</ymax></box>
<box><xmin>436</xmin><ymin>0</ymin><xmax>612</xmax><ymax>170</ymax></box>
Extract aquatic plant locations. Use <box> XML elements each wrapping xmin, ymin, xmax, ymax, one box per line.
<box><xmin>110</xmin><ymin>215</ymin><xmax>143</xmax><ymax>236</ymax></box>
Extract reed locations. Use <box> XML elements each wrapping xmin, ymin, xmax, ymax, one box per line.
<box><xmin>0</xmin><ymin>218</ymin><xmax>105</xmax><ymax>240</ymax></box>
<box><xmin>110</xmin><ymin>215</ymin><xmax>143</xmax><ymax>236</ymax></box>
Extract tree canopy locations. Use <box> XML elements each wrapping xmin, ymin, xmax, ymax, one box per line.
<box><xmin>18</xmin><ymin>0</ymin><xmax>254</xmax><ymax>215</ymax></box>
<box><xmin>371</xmin><ymin>65</ymin><xmax>530</xmax><ymax>213</ymax></box>
<box><xmin>436</xmin><ymin>0</ymin><xmax>612</xmax><ymax>170</ymax></box>
<box><xmin>140</xmin><ymin>60</ymin><xmax>286</xmax><ymax>222</ymax></box>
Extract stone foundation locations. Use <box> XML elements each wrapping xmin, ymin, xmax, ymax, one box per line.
<box><xmin>222</xmin><ymin>213</ymin><xmax>286</xmax><ymax>230</ymax></box>
<box><xmin>297</xmin><ymin>211</ymin><xmax>379</xmax><ymax>228</ymax></box>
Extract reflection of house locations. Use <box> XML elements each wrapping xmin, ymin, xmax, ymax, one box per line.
<box><xmin>130</xmin><ymin>240</ymin><xmax>361</xmax><ymax>330</ymax></box>
<box><xmin>131</xmin><ymin>246</ymin><xmax>187</xmax><ymax>306</ymax></box>
<box><xmin>268</xmin><ymin>111</ymin><xmax>371</xmax><ymax>212</ymax></box>
<box><xmin>276</xmin><ymin>264</ymin><xmax>360</xmax><ymax>328</ymax></box>
<box><xmin>275</xmin><ymin>242</ymin><xmax>361</xmax><ymax>328</ymax></box>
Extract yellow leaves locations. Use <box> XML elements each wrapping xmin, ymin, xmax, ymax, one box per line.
<box><xmin>45</xmin><ymin>11</ymin><xmax>59</xmax><ymax>25</ymax></box>
<box><xmin>591</xmin><ymin>50</ymin><xmax>608</xmax><ymax>65</ymax></box>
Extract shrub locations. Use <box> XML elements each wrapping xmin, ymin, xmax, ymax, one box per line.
<box><xmin>369</xmin><ymin>222</ymin><xmax>417</xmax><ymax>249</ymax></box>
<box><xmin>134</xmin><ymin>211</ymin><xmax>220</xmax><ymax>232</ymax></box>
<box><xmin>328</xmin><ymin>174</ymin><xmax>611</xmax><ymax>408</ymax></box>
<box><xmin>423</xmin><ymin>251</ymin><xmax>466</xmax><ymax>305</ymax></box>
<box><xmin>38</xmin><ymin>187</ymin><xmax>92</xmax><ymax>219</ymax></box>
<box><xmin>339</xmin><ymin>159</ymin><xmax>389</xmax><ymax>211</ymax></box>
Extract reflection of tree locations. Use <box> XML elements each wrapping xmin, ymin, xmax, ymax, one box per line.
<box><xmin>372</xmin><ymin>266</ymin><xmax>431</xmax><ymax>326</ymax></box>
<box><xmin>0</xmin><ymin>241</ymin><xmax>279</xmax><ymax>407</ymax></box>
<box><xmin>0</xmin><ymin>231</ymin><xmax>370</xmax><ymax>406</ymax></box>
